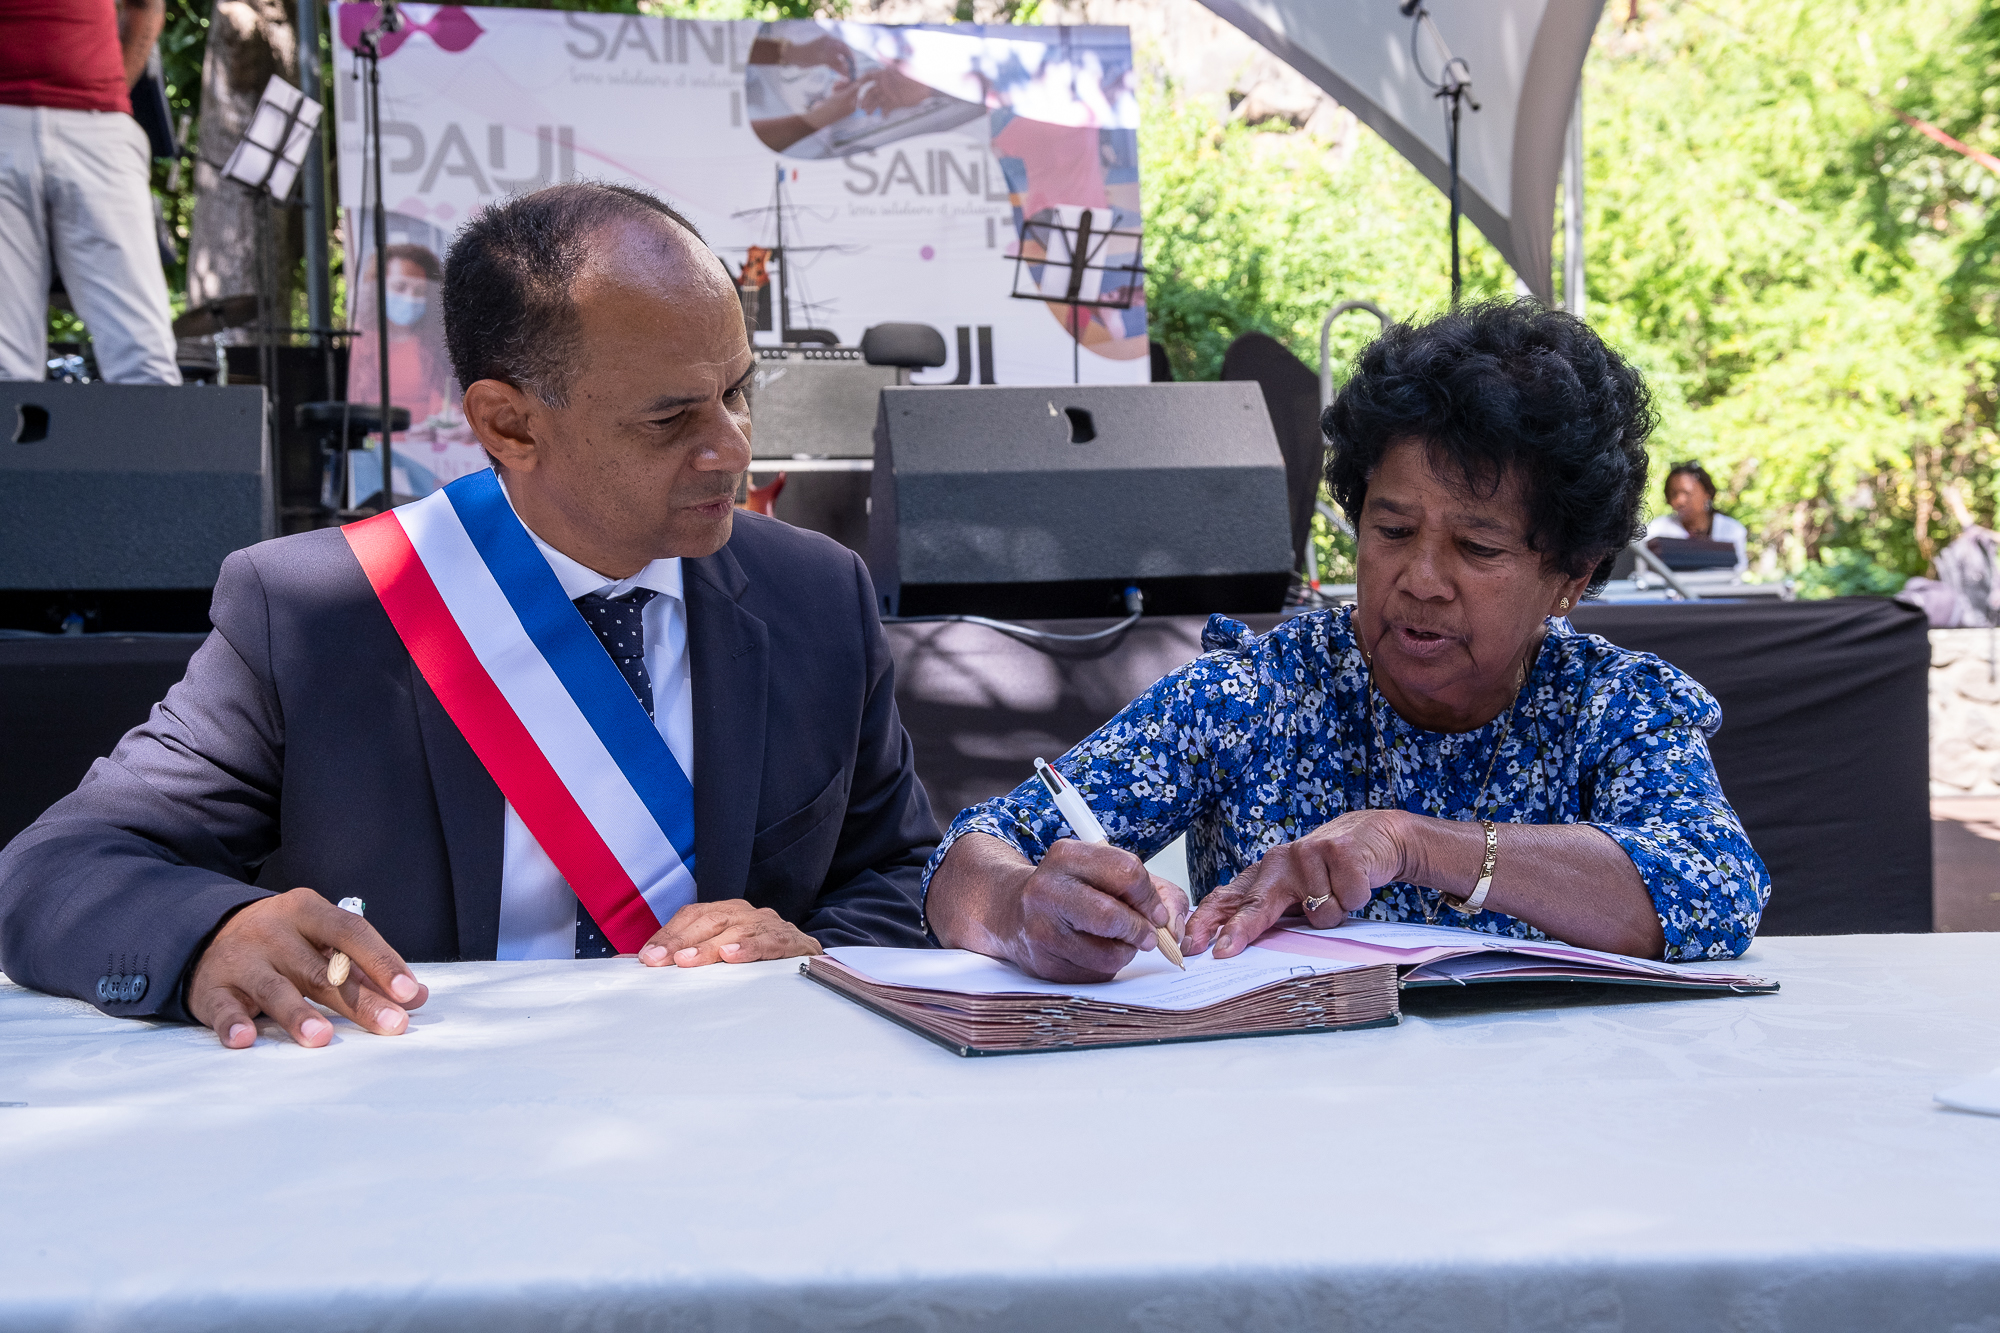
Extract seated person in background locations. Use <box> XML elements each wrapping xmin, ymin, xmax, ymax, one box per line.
<box><xmin>0</xmin><ymin>182</ymin><xmax>939</xmax><ymax>1047</ymax></box>
<box><xmin>1646</xmin><ymin>461</ymin><xmax>1749</xmax><ymax>574</ymax></box>
<box><xmin>923</xmin><ymin>300</ymin><xmax>1771</xmax><ymax>982</ymax></box>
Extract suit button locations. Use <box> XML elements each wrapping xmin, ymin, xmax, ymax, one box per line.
<box><xmin>96</xmin><ymin>976</ymin><xmax>111</xmax><ymax>1001</ymax></box>
<box><xmin>126</xmin><ymin>974</ymin><xmax>147</xmax><ymax>1003</ymax></box>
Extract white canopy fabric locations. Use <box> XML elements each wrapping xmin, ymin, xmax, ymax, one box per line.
<box><xmin>1199</xmin><ymin>0</ymin><xmax>1604</xmax><ymax>304</ymax></box>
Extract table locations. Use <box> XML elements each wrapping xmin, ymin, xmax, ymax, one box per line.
<box><xmin>4</xmin><ymin>933</ymin><xmax>1998</xmax><ymax>1332</ymax></box>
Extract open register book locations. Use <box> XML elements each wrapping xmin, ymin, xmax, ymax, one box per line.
<box><xmin>806</xmin><ymin>919</ymin><xmax>1775</xmax><ymax>1057</ymax></box>
<box><xmin>1259</xmin><ymin>919</ymin><xmax>1779</xmax><ymax>994</ymax></box>
<box><xmin>804</xmin><ymin>944</ymin><xmax>1399</xmax><ymax>1057</ymax></box>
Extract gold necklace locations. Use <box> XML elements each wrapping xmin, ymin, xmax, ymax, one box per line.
<box><xmin>1364</xmin><ymin>644</ymin><xmax>1531</xmax><ymax>925</ymax></box>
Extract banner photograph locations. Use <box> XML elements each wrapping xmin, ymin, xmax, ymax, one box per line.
<box><xmin>330</xmin><ymin>4</ymin><xmax>1147</xmax><ymax>498</ymax></box>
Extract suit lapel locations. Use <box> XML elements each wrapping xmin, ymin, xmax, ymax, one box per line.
<box><xmin>687</xmin><ymin>542</ymin><xmax>767</xmax><ymax>902</ymax></box>
<box><xmin>411</xmin><ymin>661</ymin><xmax>505</xmax><ymax>959</ymax></box>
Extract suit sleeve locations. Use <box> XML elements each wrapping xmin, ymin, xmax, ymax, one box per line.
<box><xmin>794</xmin><ymin>552</ymin><xmax>942</xmax><ymax>949</ymax></box>
<box><xmin>0</xmin><ymin>550</ymin><xmax>285</xmax><ymax>1020</ymax></box>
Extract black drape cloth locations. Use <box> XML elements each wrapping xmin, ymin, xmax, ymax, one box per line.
<box><xmin>1569</xmin><ymin>598</ymin><xmax>1932</xmax><ymax>934</ymax></box>
<box><xmin>0</xmin><ymin>636</ymin><xmax>208</xmax><ymax>853</ymax></box>
<box><xmin>1</xmin><ymin>598</ymin><xmax>1933</xmax><ymax>937</ymax></box>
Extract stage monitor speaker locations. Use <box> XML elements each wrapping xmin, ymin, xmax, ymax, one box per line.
<box><xmin>868</xmin><ymin>383</ymin><xmax>1294</xmax><ymax>619</ymax></box>
<box><xmin>0</xmin><ymin>382</ymin><xmax>272</xmax><ymax>591</ymax></box>
<box><xmin>750</xmin><ymin>347</ymin><xmax>895</xmax><ymax>459</ymax></box>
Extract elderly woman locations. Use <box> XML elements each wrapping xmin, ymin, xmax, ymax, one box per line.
<box><xmin>922</xmin><ymin>300</ymin><xmax>1771</xmax><ymax>982</ymax></box>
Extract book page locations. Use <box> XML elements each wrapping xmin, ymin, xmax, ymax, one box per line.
<box><xmin>1269</xmin><ymin>919</ymin><xmax>1767</xmax><ymax>988</ymax></box>
<box><xmin>1278</xmin><ymin>919</ymin><xmax>1686</xmax><ymax>977</ymax></box>
<box><xmin>824</xmin><ymin>945</ymin><xmax>1369</xmax><ymax>1012</ymax></box>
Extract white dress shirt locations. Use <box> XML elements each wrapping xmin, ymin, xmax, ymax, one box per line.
<box><xmin>492</xmin><ymin>482</ymin><xmax>694</xmax><ymax>959</ymax></box>
<box><xmin>1646</xmin><ymin>511</ymin><xmax>1749</xmax><ymax>573</ymax></box>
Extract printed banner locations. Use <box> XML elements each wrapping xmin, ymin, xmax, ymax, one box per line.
<box><xmin>330</xmin><ymin>5</ymin><xmax>1146</xmax><ymax>499</ymax></box>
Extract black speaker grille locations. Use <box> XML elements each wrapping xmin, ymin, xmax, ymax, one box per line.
<box><xmin>869</xmin><ymin>383</ymin><xmax>1295</xmax><ymax>618</ymax></box>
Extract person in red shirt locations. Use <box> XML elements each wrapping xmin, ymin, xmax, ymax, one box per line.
<box><xmin>0</xmin><ymin>0</ymin><xmax>182</xmax><ymax>384</ymax></box>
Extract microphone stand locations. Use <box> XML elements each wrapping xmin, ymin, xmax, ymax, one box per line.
<box><xmin>1402</xmin><ymin>3</ymin><xmax>1479</xmax><ymax>306</ymax></box>
<box><xmin>357</xmin><ymin>1</ymin><xmax>403</xmax><ymax>512</ymax></box>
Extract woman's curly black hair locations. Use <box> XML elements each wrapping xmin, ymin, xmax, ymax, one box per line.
<box><xmin>1322</xmin><ymin>299</ymin><xmax>1655</xmax><ymax>592</ymax></box>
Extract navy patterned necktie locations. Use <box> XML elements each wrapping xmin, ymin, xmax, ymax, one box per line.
<box><xmin>570</xmin><ymin>588</ymin><xmax>659</xmax><ymax>958</ymax></box>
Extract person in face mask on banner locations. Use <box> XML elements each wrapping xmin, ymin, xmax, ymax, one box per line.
<box><xmin>349</xmin><ymin>241</ymin><xmax>453</xmax><ymax>427</ymax></box>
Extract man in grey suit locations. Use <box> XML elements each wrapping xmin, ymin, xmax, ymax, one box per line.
<box><xmin>0</xmin><ymin>183</ymin><xmax>939</xmax><ymax>1048</ymax></box>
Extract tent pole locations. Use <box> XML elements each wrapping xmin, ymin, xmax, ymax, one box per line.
<box><xmin>297</xmin><ymin>0</ymin><xmax>331</xmax><ymax>341</ymax></box>
<box><xmin>1563</xmin><ymin>83</ymin><xmax>1585</xmax><ymax>319</ymax></box>
<box><xmin>1448</xmin><ymin>93</ymin><xmax>1462</xmax><ymax>306</ymax></box>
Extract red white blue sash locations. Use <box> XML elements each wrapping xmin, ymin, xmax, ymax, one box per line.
<box><xmin>343</xmin><ymin>469</ymin><xmax>696</xmax><ymax>953</ymax></box>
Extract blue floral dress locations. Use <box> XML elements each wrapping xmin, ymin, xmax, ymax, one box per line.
<box><xmin>923</xmin><ymin>607</ymin><xmax>1771</xmax><ymax>961</ymax></box>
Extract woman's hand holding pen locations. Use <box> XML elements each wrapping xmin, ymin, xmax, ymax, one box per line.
<box><xmin>928</xmin><ymin>833</ymin><xmax>1185</xmax><ymax>984</ymax></box>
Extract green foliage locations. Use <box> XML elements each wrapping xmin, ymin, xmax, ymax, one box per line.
<box><xmin>1308</xmin><ymin>510</ymin><xmax>1357</xmax><ymax>587</ymax></box>
<box><xmin>1140</xmin><ymin>86</ymin><xmax>1512</xmax><ymax>384</ymax></box>
<box><xmin>1584</xmin><ymin>0</ymin><xmax>2000</xmax><ymax>579</ymax></box>
<box><xmin>1142</xmin><ymin>0</ymin><xmax>2000</xmax><ymax>582</ymax></box>
<box><xmin>153</xmin><ymin>0</ymin><xmax>208</xmax><ymax>309</ymax></box>
<box><xmin>1794</xmin><ymin>546</ymin><xmax>1915</xmax><ymax>598</ymax></box>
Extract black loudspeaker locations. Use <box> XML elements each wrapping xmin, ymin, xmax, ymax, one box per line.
<box><xmin>750</xmin><ymin>347</ymin><xmax>895</xmax><ymax>459</ymax></box>
<box><xmin>0</xmin><ymin>384</ymin><xmax>272</xmax><ymax>626</ymax></box>
<box><xmin>868</xmin><ymin>383</ymin><xmax>1294</xmax><ymax>619</ymax></box>
<box><xmin>747</xmin><ymin>347</ymin><xmax>898</xmax><ymax>561</ymax></box>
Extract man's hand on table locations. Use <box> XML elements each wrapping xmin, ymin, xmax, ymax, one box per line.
<box><xmin>188</xmin><ymin>888</ymin><xmax>428</xmax><ymax>1049</ymax></box>
<box><xmin>928</xmin><ymin>833</ymin><xmax>1188</xmax><ymax>983</ymax></box>
<box><xmin>636</xmin><ymin>899</ymin><xmax>823</xmax><ymax>967</ymax></box>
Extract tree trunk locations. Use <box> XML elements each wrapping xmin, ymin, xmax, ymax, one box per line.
<box><xmin>184</xmin><ymin>0</ymin><xmax>301</xmax><ymax>361</ymax></box>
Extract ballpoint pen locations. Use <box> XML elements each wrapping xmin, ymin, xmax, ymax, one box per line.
<box><xmin>325</xmin><ymin>897</ymin><xmax>367</xmax><ymax>986</ymax></box>
<box><xmin>1033</xmin><ymin>757</ymin><xmax>1186</xmax><ymax>969</ymax></box>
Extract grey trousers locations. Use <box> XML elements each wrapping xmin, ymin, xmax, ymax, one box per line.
<box><xmin>0</xmin><ymin>103</ymin><xmax>180</xmax><ymax>384</ymax></box>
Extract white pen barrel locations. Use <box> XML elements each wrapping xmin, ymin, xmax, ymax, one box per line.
<box><xmin>1052</xmin><ymin>788</ymin><xmax>1108</xmax><ymax>844</ymax></box>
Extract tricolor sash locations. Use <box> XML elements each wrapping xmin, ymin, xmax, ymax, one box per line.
<box><xmin>343</xmin><ymin>468</ymin><xmax>696</xmax><ymax>952</ymax></box>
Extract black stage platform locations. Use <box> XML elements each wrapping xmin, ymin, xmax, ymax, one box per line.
<box><xmin>0</xmin><ymin>596</ymin><xmax>1931</xmax><ymax>936</ymax></box>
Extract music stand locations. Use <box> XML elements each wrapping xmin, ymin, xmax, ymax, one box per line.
<box><xmin>219</xmin><ymin>75</ymin><xmax>325</xmax><ymax>532</ymax></box>
<box><xmin>1008</xmin><ymin>208</ymin><xmax>1144</xmax><ymax>384</ymax></box>
<box><xmin>219</xmin><ymin>75</ymin><xmax>323</xmax><ymax>202</ymax></box>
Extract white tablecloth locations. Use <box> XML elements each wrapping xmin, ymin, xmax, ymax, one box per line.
<box><xmin>3</xmin><ymin>933</ymin><xmax>1999</xmax><ymax>1332</ymax></box>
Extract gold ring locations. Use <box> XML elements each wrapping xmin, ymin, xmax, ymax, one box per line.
<box><xmin>1302</xmin><ymin>893</ymin><xmax>1333</xmax><ymax>913</ymax></box>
